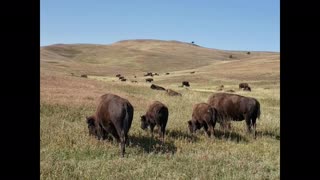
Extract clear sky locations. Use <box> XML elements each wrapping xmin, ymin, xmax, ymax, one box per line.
<box><xmin>40</xmin><ymin>0</ymin><xmax>279</xmax><ymax>52</ymax></box>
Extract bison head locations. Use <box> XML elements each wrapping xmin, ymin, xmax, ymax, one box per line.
<box><xmin>86</xmin><ymin>116</ymin><xmax>97</xmax><ymax>136</ymax></box>
<box><xmin>187</xmin><ymin>120</ymin><xmax>201</xmax><ymax>133</ymax></box>
<box><xmin>140</xmin><ymin>115</ymin><xmax>149</xmax><ymax>130</ymax></box>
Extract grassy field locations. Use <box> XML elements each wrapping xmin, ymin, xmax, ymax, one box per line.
<box><xmin>40</xmin><ymin>40</ymin><xmax>279</xmax><ymax>179</ymax></box>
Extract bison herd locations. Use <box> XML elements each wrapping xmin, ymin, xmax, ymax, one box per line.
<box><xmin>86</xmin><ymin>92</ymin><xmax>261</xmax><ymax>157</ymax></box>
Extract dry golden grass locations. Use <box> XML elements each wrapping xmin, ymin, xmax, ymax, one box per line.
<box><xmin>40</xmin><ymin>39</ymin><xmax>279</xmax><ymax>179</ymax></box>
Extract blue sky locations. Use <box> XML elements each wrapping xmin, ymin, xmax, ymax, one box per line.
<box><xmin>41</xmin><ymin>0</ymin><xmax>279</xmax><ymax>52</ymax></box>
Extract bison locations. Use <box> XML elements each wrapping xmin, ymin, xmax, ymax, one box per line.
<box><xmin>243</xmin><ymin>86</ymin><xmax>251</xmax><ymax>91</ymax></box>
<box><xmin>165</xmin><ymin>72</ymin><xmax>170</xmax><ymax>75</ymax></box>
<box><xmin>121</xmin><ymin>78</ymin><xmax>127</xmax><ymax>82</ymax></box>
<box><xmin>119</xmin><ymin>76</ymin><xmax>124</xmax><ymax>80</ymax></box>
<box><xmin>85</xmin><ymin>94</ymin><xmax>134</xmax><ymax>157</ymax></box>
<box><xmin>182</xmin><ymin>81</ymin><xmax>190</xmax><ymax>87</ymax></box>
<box><xmin>154</xmin><ymin>73</ymin><xmax>159</xmax><ymax>76</ymax></box>
<box><xmin>131</xmin><ymin>80</ymin><xmax>138</xmax><ymax>83</ymax></box>
<box><xmin>144</xmin><ymin>72</ymin><xmax>153</xmax><ymax>77</ymax></box>
<box><xmin>207</xmin><ymin>93</ymin><xmax>261</xmax><ymax>138</ymax></box>
<box><xmin>190</xmin><ymin>71</ymin><xmax>195</xmax><ymax>74</ymax></box>
<box><xmin>145</xmin><ymin>78</ymin><xmax>153</xmax><ymax>83</ymax></box>
<box><xmin>140</xmin><ymin>101</ymin><xmax>169</xmax><ymax>142</ymax></box>
<box><xmin>239</xmin><ymin>83</ymin><xmax>249</xmax><ymax>89</ymax></box>
<box><xmin>187</xmin><ymin>103</ymin><xmax>217</xmax><ymax>138</ymax></box>
<box><xmin>166</xmin><ymin>89</ymin><xmax>182</xmax><ymax>96</ymax></box>
<box><xmin>150</xmin><ymin>84</ymin><xmax>166</xmax><ymax>91</ymax></box>
<box><xmin>116</xmin><ymin>74</ymin><xmax>121</xmax><ymax>77</ymax></box>
<box><xmin>81</xmin><ymin>74</ymin><xmax>87</xmax><ymax>78</ymax></box>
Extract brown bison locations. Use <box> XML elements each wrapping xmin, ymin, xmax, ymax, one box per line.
<box><xmin>239</xmin><ymin>83</ymin><xmax>249</xmax><ymax>89</ymax></box>
<box><xmin>207</xmin><ymin>93</ymin><xmax>261</xmax><ymax>138</ymax></box>
<box><xmin>85</xmin><ymin>94</ymin><xmax>134</xmax><ymax>157</ymax></box>
<box><xmin>187</xmin><ymin>103</ymin><xmax>217</xmax><ymax>138</ymax></box>
<box><xmin>154</xmin><ymin>73</ymin><xmax>159</xmax><ymax>76</ymax></box>
<box><xmin>182</xmin><ymin>81</ymin><xmax>190</xmax><ymax>87</ymax></box>
<box><xmin>121</xmin><ymin>78</ymin><xmax>127</xmax><ymax>82</ymax></box>
<box><xmin>165</xmin><ymin>72</ymin><xmax>170</xmax><ymax>75</ymax></box>
<box><xmin>150</xmin><ymin>84</ymin><xmax>166</xmax><ymax>91</ymax></box>
<box><xmin>140</xmin><ymin>101</ymin><xmax>169</xmax><ymax>142</ymax></box>
<box><xmin>81</xmin><ymin>74</ymin><xmax>88</xmax><ymax>78</ymax></box>
<box><xmin>119</xmin><ymin>76</ymin><xmax>124</xmax><ymax>80</ymax></box>
<box><xmin>190</xmin><ymin>71</ymin><xmax>195</xmax><ymax>74</ymax></box>
<box><xmin>116</xmin><ymin>74</ymin><xmax>121</xmax><ymax>77</ymax></box>
<box><xmin>131</xmin><ymin>80</ymin><xmax>138</xmax><ymax>83</ymax></box>
<box><xmin>145</xmin><ymin>78</ymin><xmax>154</xmax><ymax>83</ymax></box>
<box><xmin>166</xmin><ymin>89</ymin><xmax>182</xmax><ymax>96</ymax></box>
<box><xmin>144</xmin><ymin>72</ymin><xmax>153</xmax><ymax>77</ymax></box>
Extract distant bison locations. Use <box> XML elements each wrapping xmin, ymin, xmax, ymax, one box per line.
<box><xmin>145</xmin><ymin>78</ymin><xmax>154</xmax><ymax>83</ymax></box>
<box><xmin>166</xmin><ymin>89</ymin><xmax>182</xmax><ymax>96</ymax></box>
<box><xmin>140</xmin><ymin>101</ymin><xmax>169</xmax><ymax>142</ymax></box>
<box><xmin>190</xmin><ymin>71</ymin><xmax>195</xmax><ymax>74</ymax></box>
<box><xmin>86</xmin><ymin>94</ymin><xmax>134</xmax><ymax>157</ymax></box>
<box><xmin>81</xmin><ymin>74</ymin><xmax>87</xmax><ymax>78</ymax></box>
<box><xmin>182</xmin><ymin>81</ymin><xmax>190</xmax><ymax>87</ymax></box>
<box><xmin>154</xmin><ymin>73</ymin><xmax>159</xmax><ymax>76</ymax></box>
<box><xmin>131</xmin><ymin>80</ymin><xmax>138</xmax><ymax>83</ymax></box>
<box><xmin>116</xmin><ymin>74</ymin><xmax>121</xmax><ymax>77</ymax></box>
<box><xmin>220</xmin><ymin>85</ymin><xmax>224</xmax><ymax>88</ymax></box>
<box><xmin>121</xmin><ymin>78</ymin><xmax>127</xmax><ymax>82</ymax></box>
<box><xmin>239</xmin><ymin>83</ymin><xmax>249</xmax><ymax>89</ymax></box>
<box><xmin>144</xmin><ymin>72</ymin><xmax>153</xmax><ymax>77</ymax></box>
<box><xmin>188</xmin><ymin>103</ymin><xmax>217</xmax><ymax>138</ymax></box>
<box><xmin>134</xmin><ymin>75</ymin><xmax>137</xmax><ymax>78</ymax></box>
<box><xmin>165</xmin><ymin>72</ymin><xmax>170</xmax><ymax>75</ymax></box>
<box><xmin>150</xmin><ymin>84</ymin><xmax>166</xmax><ymax>91</ymax></box>
<box><xmin>119</xmin><ymin>76</ymin><xmax>125</xmax><ymax>80</ymax></box>
<box><xmin>207</xmin><ymin>93</ymin><xmax>261</xmax><ymax>138</ymax></box>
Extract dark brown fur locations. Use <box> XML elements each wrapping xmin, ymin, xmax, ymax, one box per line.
<box><xmin>239</xmin><ymin>83</ymin><xmax>249</xmax><ymax>89</ymax></box>
<box><xmin>187</xmin><ymin>103</ymin><xmax>217</xmax><ymax>138</ymax></box>
<box><xmin>145</xmin><ymin>78</ymin><xmax>154</xmax><ymax>83</ymax></box>
<box><xmin>85</xmin><ymin>94</ymin><xmax>134</xmax><ymax>157</ymax></box>
<box><xmin>116</xmin><ymin>74</ymin><xmax>121</xmax><ymax>77</ymax></box>
<box><xmin>121</xmin><ymin>78</ymin><xmax>127</xmax><ymax>81</ymax></box>
<box><xmin>81</xmin><ymin>74</ymin><xmax>87</xmax><ymax>78</ymax></box>
<box><xmin>150</xmin><ymin>84</ymin><xmax>166</xmax><ymax>91</ymax></box>
<box><xmin>140</xmin><ymin>101</ymin><xmax>169</xmax><ymax>142</ymax></box>
<box><xmin>182</xmin><ymin>81</ymin><xmax>190</xmax><ymax>87</ymax></box>
<box><xmin>207</xmin><ymin>93</ymin><xmax>261</xmax><ymax>138</ymax></box>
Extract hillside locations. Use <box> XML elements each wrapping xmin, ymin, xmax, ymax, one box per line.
<box><xmin>40</xmin><ymin>39</ymin><xmax>279</xmax><ymax>81</ymax></box>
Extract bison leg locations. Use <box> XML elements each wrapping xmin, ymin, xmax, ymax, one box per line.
<box><xmin>150</xmin><ymin>124</ymin><xmax>155</xmax><ymax>138</ymax></box>
<box><xmin>245</xmin><ymin>117</ymin><xmax>252</xmax><ymax>134</ymax></box>
<box><xmin>252</xmin><ymin>118</ymin><xmax>257</xmax><ymax>139</ymax></box>
<box><xmin>159</xmin><ymin>125</ymin><xmax>166</xmax><ymax>142</ymax></box>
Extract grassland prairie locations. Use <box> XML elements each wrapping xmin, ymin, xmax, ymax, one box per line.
<box><xmin>40</xmin><ymin>40</ymin><xmax>279</xmax><ymax>179</ymax></box>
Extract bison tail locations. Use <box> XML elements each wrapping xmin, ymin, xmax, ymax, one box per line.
<box><xmin>256</xmin><ymin>101</ymin><xmax>261</xmax><ymax>120</ymax></box>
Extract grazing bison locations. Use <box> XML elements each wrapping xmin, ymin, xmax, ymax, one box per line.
<box><xmin>119</xmin><ymin>76</ymin><xmax>124</xmax><ymax>80</ymax></box>
<box><xmin>239</xmin><ymin>83</ymin><xmax>249</xmax><ymax>89</ymax></box>
<box><xmin>140</xmin><ymin>101</ymin><xmax>169</xmax><ymax>142</ymax></box>
<box><xmin>121</xmin><ymin>78</ymin><xmax>127</xmax><ymax>82</ymax></box>
<box><xmin>187</xmin><ymin>103</ymin><xmax>217</xmax><ymax>138</ymax></box>
<box><xmin>207</xmin><ymin>93</ymin><xmax>261</xmax><ymax>138</ymax></box>
<box><xmin>154</xmin><ymin>73</ymin><xmax>159</xmax><ymax>76</ymax></box>
<box><xmin>144</xmin><ymin>72</ymin><xmax>153</xmax><ymax>77</ymax></box>
<box><xmin>85</xmin><ymin>94</ymin><xmax>134</xmax><ymax>157</ymax></box>
<box><xmin>165</xmin><ymin>72</ymin><xmax>170</xmax><ymax>75</ymax></box>
<box><xmin>145</xmin><ymin>78</ymin><xmax>154</xmax><ymax>83</ymax></box>
<box><xmin>81</xmin><ymin>74</ymin><xmax>87</xmax><ymax>78</ymax></box>
<box><xmin>116</xmin><ymin>74</ymin><xmax>121</xmax><ymax>77</ymax></box>
<box><xmin>190</xmin><ymin>71</ymin><xmax>195</xmax><ymax>74</ymax></box>
<box><xmin>243</xmin><ymin>86</ymin><xmax>251</xmax><ymax>91</ymax></box>
<box><xmin>166</xmin><ymin>89</ymin><xmax>182</xmax><ymax>96</ymax></box>
<box><xmin>134</xmin><ymin>75</ymin><xmax>137</xmax><ymax>78</ymax></box>
<box><xmin>182</xmin><ymin>81</ymin><xmax>190</xmax><ymax>87</ymax></box>
<box><xmin>150</xmin><ymin>84</ymin><xmax>166</xmax><ymax>91</ymax></box>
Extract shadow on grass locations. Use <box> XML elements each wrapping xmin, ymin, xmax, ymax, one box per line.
<box><xmin>256</xmin><ymin>131</ymin><xmax>280</xmax><ymax>140</ymax></box>
<box><xmin>213</xmin><ymin>129</ymin><xmax>249</xmax><ymax>143</ymax></box>
<box><xmin>129</xmin><ymin>135</ymin><xmax>177</xmax><ymax>154</ymax></box>
<box><xmin>166</xmin><ymin>129</ymin><xmax>199</xmax><ymax>142</ymax></box>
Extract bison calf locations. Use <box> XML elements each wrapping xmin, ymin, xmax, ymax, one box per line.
<box><xmin>85</xmin><ymin>94</ymin><xmax>134</xmax><ymax>157</ymax></box>
<box><xmin>140</xmin><ymin>101</ymin><xmax>169</xmax><ymax>142</ymax></box>
<box><xmin>188</xmin><ymin>103</ymin><xmax>217</xmax><ymax>138</ymax></box>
